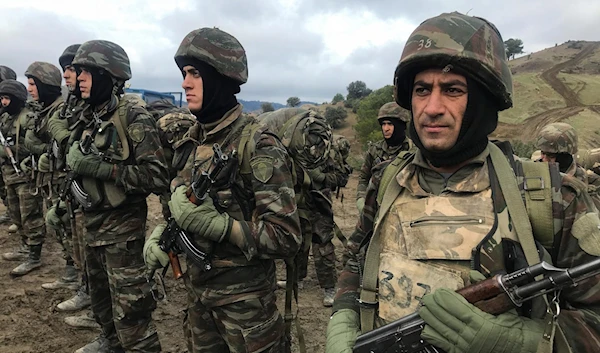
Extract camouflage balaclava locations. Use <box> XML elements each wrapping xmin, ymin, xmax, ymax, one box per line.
<box><xmin>0</xmin><ymin>79</ymin><xmax>27</xmax><ymax>115</ymax></box>
<box><xmin>25</xmin><ymin>61</ymin><xmax>62</xmax><ymax>107</ymax></box>
<box><xmin>394</xmin><ymin>12</ymin><xmax>511</xmax><ymax>167</ymax></box>
<box><xmin>378</xmin><ymin>102</ymin><xmax>409</xmax><ymax>147</ymax></box>
<box><xmin>175</xmin><ymin>28</ymin><xmax>247</xmax><ymax>123</ymax></box>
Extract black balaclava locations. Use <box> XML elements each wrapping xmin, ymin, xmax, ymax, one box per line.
<box><xmin>69</xmin><ymin>66</ymin><xmax>83</xmax><ymax>100</ymax></box>
<box><xmin>408</xmin><ymin>76</ymin><xmax>498</xmax><ymax>168</ymax></box>
<box><xmin>32</xmin><ymin>77</ymin><xmax>61</xmax><ymax>108</ymax></box>
<box><xmin>382</xmin><ymin>119</ymin><xmax>406</xmax><ymax>147</ymax></box>
<box><xmin>555</xmin><ymin>154</ymin><xmax>573</xmax><ymax>173</ymax></box>
<box><xmin>3</xmin><ymin>93</ymin><xmax>25</xmax><ymax>115</ymax></box>
<box><xmin>178</xmin><ymin>58</ymin><xmax>240</xmax><ymax>124</ymax></box>
<box><xmin>86</xmin><ymin>67</ymin><xmax>114</xmax><ymax>107</ymax></box>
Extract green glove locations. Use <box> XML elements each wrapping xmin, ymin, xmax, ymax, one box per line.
<box><xmin>67</xmin><ymin>142</ymin><xmax>114</xmax><ymax>180</ymax></box>
<box><xmin>356</xmin><ymin>198</ymin><xmax>365</xmax><ymax>213</ymax></box>
<box><xmin>143</xmin><ymin>223</ymin><xmax>169</xmax><ymax>271</ymax></box>
<box><xmin>48</xmin><ymin>116</ymin><xmax>70</xmax><ymax>144</ymax></box>
<box><xmin>419</xmin><ymin>289</ymin><xmax>544</xmax><ymax>353</ymax></box>
<box><xmin>0</xmin><ymin>146</ymin><xmax>7</xmax><ymax>159</ymax></box>
<box><xmin>38</xmin><ymin>153</ymin><xmax>50</xmax><ymax>173</ymax></box>
<box><xmin>168</xmin><ymin>186</ymin><xmax>232</xmax><ymax>242</ymax></box>
<box><xmin>45</xmin><ymin>204</ymin><xmax>68</xmax><ymax>230</ymax></box>
<box><xmin>325</xmin><ymin>309</ymin><xmax>361</xmax><ymax>353</ymax></box>
<box><xmin>19</xmin><ymin>156</ymin><xmax>31</xmax><ymax>175</ymax></box>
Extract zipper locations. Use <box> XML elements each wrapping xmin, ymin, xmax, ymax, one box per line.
<box><xmin>409</xmin><ymin>216</ymin><xmax>484</xmax><ymax>227</ymax></box>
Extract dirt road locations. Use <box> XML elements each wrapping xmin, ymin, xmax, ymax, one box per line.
<box><xmin>0</xmin><ymin>176</ymin><xmax>360</xmax><ymax>353</ymax></box>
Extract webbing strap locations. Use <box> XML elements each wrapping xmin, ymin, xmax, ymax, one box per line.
<box><xmin>521</xmin><ymin>161</ymin><xmax>554</xmax><ymax>249</ymax></box>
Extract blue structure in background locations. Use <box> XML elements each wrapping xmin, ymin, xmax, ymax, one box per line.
<box><xmin>124</xmin><ymin>88</ymin><xmax>184</xmax><ymax>107</ymax></box>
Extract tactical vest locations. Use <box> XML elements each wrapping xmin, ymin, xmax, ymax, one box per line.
<box><xmin>359</xmin><ymin>142</ymin><xmax>577</xmax><ymax>352</ymax></box>
<box><xmin>79</xmin><ymin>94</ymin><xmax>147</xmax><ymax>209</ymax></box>
<box><xmin>0</xmin><ymin>109</ymin><xmax>30</xmax><ymax>184</ymax></box>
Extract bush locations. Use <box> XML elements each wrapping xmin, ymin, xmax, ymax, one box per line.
<box><xmin>324</xmin><ymin>106</ymin><xmax>348</xmax><ymax>129</ymax></box>
<box><xmin>332</xmin><ymin>93</ymin><xmax>344</xmax><ymax>104</ymax></box>
<box><xmin>260</xmin><ymin>102</ymin><xmax>274</xmax><ymax>113</ymax></box>
<box><xmin>511</xmin><ymin>140</ymin><xmax>537</xmax><ymax>158</ymax></box>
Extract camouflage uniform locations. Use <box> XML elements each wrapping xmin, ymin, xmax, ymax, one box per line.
<box><xmin>0</xmin><ymin>65</ymin><xmax>17</xmax><ymax>215</ymax></box>
<box><xmin>69</xmin><ymin>40</ymin><xmax>166</xmax><ymax>352</ymax></box>
<box><xmin>535</xmin><ymin>122</ymin><xmax>600</xmax><ymax>209</ymax></box>
<box><xmin>356</xmin><ymin>102</ymin><xmax>411</xmax><ymax>201</ymax></box>
<box><xmin>0</xmin><ymin>80</ymin><xmax>45</xmax><ymax>264</ymax></box>
<box><xmin>170</xmin><ymin>28</ymin><xmax>301</xmax><ymax>353</ymax></box>
<box><xmin>327</xmin><ymin>12</ymin><xmax>600</xmax><ymax>353</ymax></box>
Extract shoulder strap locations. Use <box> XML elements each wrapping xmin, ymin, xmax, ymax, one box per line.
<box><xmin>520</xmin><ymin>160</ymin><xmax>555</xmax><ymax>249</ymax></box>
<box><xmin>360</xmin><ymin>150</ymin><xmax>414</xmax><ymax>333</ymax></box>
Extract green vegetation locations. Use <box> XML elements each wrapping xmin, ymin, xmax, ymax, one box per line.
<box><xmin>505</xmin><ymin>38</ymin><xmax>524</xmax><ymax>60</ymax></box>
<box><xmin>511</xmin><ymin>140</ymin><xmax>537</xmax><ymax>158</ymax></box>
<box><xmin>557</xmin><ymin>73</ymin><xmax>600</xmax><ymax>105</ymax></box>
<box><xmin>354</xmin><ymin>85</ymin><xmax>394</xmax><ymax>147</ymax></box>
<box><xmin>346</xmin><ymin>80</ymin><xmax>372</xmax><ymax>100</ymax></box>
<box><xmin>324</xmin><ymin>106</ymin><xmax>348</xmax><ymax>128</ymax></box>
<box><xmin>260</xmin><ymin>102</ymin><xmax>274</xmax><ymax>112</ymax></box>
<box><xmin>332</xmin><ymin>93</ymin><xmax>344</xmax><ymax>104</ymax></box>
<box><xmin>287</xmin><ymin>96</ymin><xmax>301</xmax><ymax>107</ymax></box>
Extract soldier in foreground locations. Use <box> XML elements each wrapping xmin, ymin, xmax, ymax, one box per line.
<box><xmin>0</xmin><ymin>80</ymin><xmax>46</xmax><ymax>275</ymax></box>
<box><xmin>356</xmin><ymin>102</ymin><xmax>410</xmax><ymax>213</ymax></box>
<box><xmin>0</xmin><ymin>65</ymin><xmax>17</xmax><ymax>224</ymax></box>
<box><xmin>143</xmin><ymin>28</ymin><xmax>301</xmax><ymax>352</ymax></box>
<box><xmin>327</xmin><ymin>12</ymin><xmax>600</xmax><ymax>353</ymax></box>
<box><xmin>65</xmin><ymin>40</ymin><xmax>166</xmax><ymax>352</ymax></box>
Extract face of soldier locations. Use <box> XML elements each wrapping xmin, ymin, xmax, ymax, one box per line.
<box><xmin>181</xmin><ymin>65</ymin><xmax>204</xmax><ymax>112</ymax></box>
<box><xmin>63</xmin><ymin>65</ymin><xmax>77</xmax><ymax>89</ymax></box>
<box><xmin>411</xmin><ymin>69</ymin><xmax>468</xmax><ymax>152</ymax></box>
<box><xmin>0</xmin><ymin>96</ymin><xmax>10</xmax><ymax>107</ymax></box>
<box><xmin>27</xmin><ymin>78</ymin><xmax>39</xmax><ymax>101</ymax></box>
<box><xmin>381</xmin><ymin>120</ymin><xmax>394</xmax><ymax>139</ymax></box>
<box><xmin>77</xmin><ymin>67</ymin><xmax>92</xmax><ymax>99</ymax></box>
<box><xmin>541</xmin><ymin>151</ymin><xmax>557</xmax><ymax>163</ymax></box>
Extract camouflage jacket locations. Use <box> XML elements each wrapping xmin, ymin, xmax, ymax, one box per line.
<box><xmin>0</xmin><ymin>107</ymin><xmax>33</xmax><ymax>185</ymax></box>
<box><xmin>171</xmin><ymin>104</ymin><xmax>301</xmax><ymax>305</ymax></box>
<box><xmin>73</xmin><ymin>95</ymin><xmax>169</xmax><ymax>246</ymax></box>
<box><xmin>335</xmin><ymin>145</ymin><xmax>600</xmax><ymax>352</ymax></box>
<box><xmin>357</xmin><ymin>138</ymin><xmax>410</xmax><ymax>200</ymax></box>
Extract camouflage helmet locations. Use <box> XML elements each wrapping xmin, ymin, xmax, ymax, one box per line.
<box><xmin>377</xmin><ymin>102</ymin><xmax>410</xmax><ymax>123</ymax></box>
<box><xmin>59</xmin><ymin>44</ymin><xmax>81</xmax><ymax>70</ymax></box>
<box><xmin>72</xmin><ymin>40</ymin><xmax>132</xmax><ymax>81</ymax></box>
<box><xmin>0</xmin><ymin>79</ymin><xmax>28</xmax><ymax>103</ymax></box>
<box><xmin>24</xmin><ymin>61</ymin><xmax>62</xmax><ymax>87</ymax></box>
<box><xmin>333</xmin><ymin>135</ymin><xmax>351</xmax><ymax>157</ymax></box>
<box><xmin>394</xmin><ymin>12</ymin><xmax>513</xmax><ymax>111</ymax></box>
<box><xmin>535</xmin><ymin>122</ymin><xmax>578</xmax><ymax>155</ymax></box>
<box><xmin>0</xmin><ymin>66</ymin><xmax>17</xmax><ymax>82</ymax></box>
<box><xmin>174</xmin><ymin>27</ymin><xmax>248</xmax><ymax>84</ymax></box>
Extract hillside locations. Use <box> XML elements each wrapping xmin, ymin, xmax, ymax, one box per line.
<box><xmin>238</xmin><ymin>99</ymin><xmax>317</xmax><ymax>113</ymax></box>
<box><xmin>494</xmin><ymin>40</ymin><xmax>600</xmax><ymax>149</ymax></box>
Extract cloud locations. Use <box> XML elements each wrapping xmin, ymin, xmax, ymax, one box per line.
<box><xmin>2</xmin><ymin>0</ymin><xmax>599</xmax><ymax>104</ymax></box>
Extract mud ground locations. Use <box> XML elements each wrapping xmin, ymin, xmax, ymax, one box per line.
<box><xmin>0</xmin><ymin>176</ymin><xmax>360</xmax><ymax>353</ymax></box>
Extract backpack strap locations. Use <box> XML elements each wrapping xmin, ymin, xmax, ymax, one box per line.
<box><xmin>237</xmin><ymin>121</ymin><xmax>262</xmax><ymax>175</ymax></box>
<box><xmin>520</xmin><ymin>160</ymin><xmax>554</xmax><ymax>249</ymax></box>
<box><xmin>360</xmin><ymin>150</ymin><xmax>414</xmax><ymax>333</ymax></box>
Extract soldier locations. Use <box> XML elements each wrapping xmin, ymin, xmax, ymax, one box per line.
<box><xmin>0</xmin><ymin>80</ymin><xmax>46</xmax><ymax>276</ymax></box>
<box><xmin>42</xmin><ymin>44</ymin><xmax>83</xmax><ymax>292</ymax></box>
<box><xmin>327</xmin><ymin>12</ymin><xmax>600</xmax><ymax>353</ymax></box>
<box><xmin>356</xmin><ymin>102</ymin><xmax>410</xmax><ymax>213</ymax></box>
<box><xmin>62</xmin><ymin>40</ymin><xmax>166</xmax><ymax>352</ymax></box>
<box><xmin>0</xmin><ymin>65</ymin><xmax>17</xmax><ymax>224</ymax></box>
<box><xmin>143</xmin><ymin>28</ymin><xmax>301</xmax><ymax>352</ymax></box>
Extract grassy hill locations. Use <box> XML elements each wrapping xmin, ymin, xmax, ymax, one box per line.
<box><xmin>494</xmin><ymin>40</ymin><xmax>600</xmax><ymax>150</ymax></box>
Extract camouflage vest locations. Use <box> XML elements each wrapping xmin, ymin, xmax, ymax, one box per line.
<box><xmin>79</xmin><ymin>94</ymin><xmax>147</xmax><ymax>209</ymax></box>
<box><xmin>0</xmin><ymin>108</ymin><xmax>31</xmax><ymax>184</ymax></box>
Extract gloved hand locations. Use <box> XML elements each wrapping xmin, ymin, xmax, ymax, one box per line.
<box><xmin>419</xmin><ymin>289</ymin><xmax>544</xmax><ymax>353</ymax></box>
<box><xmin>168</xmin><ymin>186</ymin><xmax>232</xmax><ymax>242</ymax></box>
<box><xmin>356</xmin><ymin>198</ymin><xmax>365</xmax><ymax>213</ymax></box>
<box><xmin>0</xmin><ymin>146</ymin><xmax>7</xmax><ymax>159</ymax></box>
<box><xmin>19</xmin><ymin>156</ymin><xmax>32</xmax><ymax>175</ymax></box>
<box><xmin>67</xmin><ymin>142</ymin><xmax>114</xmax><ymax>180</ymax></box>
<box><xmin>45</xmin><ymin>204</ymin><xmax>68</xmax><ymax>230</ymax></box>
<box><xmin>38</xmin><ymin>153</ymin><xmax>51</xmax><ymax>173</ymax></box>
<box><xmin>143</xmin><ymin>223</ymin><xmax>169</xmax><ymax>271</ymax></box>
<box><xmin>47</xmin><ymin>116</ymin><xmax>70</xmax><ymax>144</ymax></box>
<box><xmin>325</xmin><ymin>309</ymin><xmax>361</xmax><ymax>353</ymax></box>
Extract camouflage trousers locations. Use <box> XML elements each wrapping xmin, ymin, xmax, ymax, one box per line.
<box><xmin>0</xmin><ymin>169</ymin><xmax>7</xmax><ymax>206</ymax></box>
<box><xmin>86</xmin><ymin>239</ymin><xmax>161</xmax><ymax>352</ymax></box>
<box><xmin>6</xmin><ymin>182</ymin><xmax>45</xmax><ymax>246</ymax></box>
<box><xmin>296</xmin><ymin>210</ymin><xmax>337</xmax><ymax>288</ymax></box>
<box><xmin>183</xmin><ymin>287</ymin><xmax>286</xmax><ymax>353</ymax></box>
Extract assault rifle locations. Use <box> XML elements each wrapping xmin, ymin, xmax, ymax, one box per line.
<box><xmin>353</xmin><ymin>258</ymin><xmax>600</xmax><ymax>353</ymax></box>
<box><xmin>0</xmin><ymin>130</ymin><xmax>21</xmax><ymax>175</ymax></box>
<box><xmin>159</xmin><ymin>143</ymin><xmax>234</xmax><ymax>279</ymax></box>
<box><xmin>61</xmin><ymin>113</ymin><xmax>102</xmax><ymax>209</ymax></box>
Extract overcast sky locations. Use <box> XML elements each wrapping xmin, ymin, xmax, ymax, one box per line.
<box><xmin>1</xmin><ymin>0</ymin><xmax>598</xmax><ymax>104</ymax></box>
